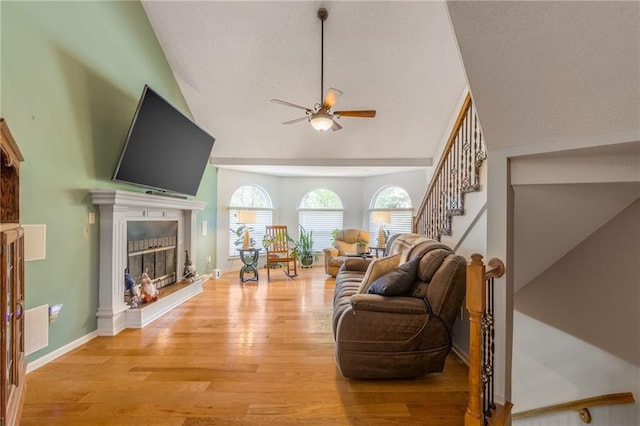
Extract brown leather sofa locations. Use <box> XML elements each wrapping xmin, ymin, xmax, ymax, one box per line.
<box><xmin>332</xmin><ymin>234</ymin><xmax>466</xmax><ymax>379</ymax></box>
<box><xmin>323</xmin><ymin>228</ymin><xmax>370</xmax><ymax>277</ymax></box>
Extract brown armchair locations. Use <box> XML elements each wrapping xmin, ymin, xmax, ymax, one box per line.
<box><xmin>323</xmin><ymin>229</ymin><xmax>370</xmax><ymax>277</ymax></box>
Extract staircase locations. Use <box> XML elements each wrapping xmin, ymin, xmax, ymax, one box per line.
<box><xmin>414</xmin><ymin>94</ymin><xmax>512</xmax><ymax>426</ymax></box>
<box><xmin>414</xmin><ymin>93</ymin><xmax>487</xmax><ymax>240</ymax></box>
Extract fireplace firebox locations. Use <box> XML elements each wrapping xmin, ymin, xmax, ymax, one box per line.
<box><xmin>127</xmin><ymin>221</ymin><xmax>178</xmax><ymax>290</ymax></box>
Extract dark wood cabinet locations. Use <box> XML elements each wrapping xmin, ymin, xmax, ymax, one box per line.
<box><xmin>0</xmin><ymin>118</ymin><xmax>26</xmax><ymax>426</ymax></box>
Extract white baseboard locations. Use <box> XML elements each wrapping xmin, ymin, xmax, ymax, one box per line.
<box><xmin>26</xmin><ymin>330</ymin><xmax>98</xmax><ymax>374</ymax></box>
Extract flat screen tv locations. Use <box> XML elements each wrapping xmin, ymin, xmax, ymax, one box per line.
<box><xmin>112</xmin><ymin>85</ymin><xmax>215</xmax><ymax>197</ymax></box>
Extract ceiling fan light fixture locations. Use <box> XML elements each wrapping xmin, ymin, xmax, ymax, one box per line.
<box><xmin>310</xmin><ymin>111</ymin><xmax>333</xmax><ymax>131</ymax></box>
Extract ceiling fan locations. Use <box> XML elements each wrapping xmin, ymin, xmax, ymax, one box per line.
<box><xmin>271</xmin><ymin>8</ymin><xmax>376</xmax><ymax>132</ymax></box>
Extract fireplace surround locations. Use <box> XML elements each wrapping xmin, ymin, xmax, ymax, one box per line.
<box><xmin>90</xmin><ymin>189</ymin><xmax>206</xmax><ymax>335</ymax></box>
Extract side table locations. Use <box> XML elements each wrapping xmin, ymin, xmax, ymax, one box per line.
<box><xmin>372</xmin><ymin>246</ymin><xmax>386</xmax><ymax>258</ymax></box>
<box><xmin>345</xmin><ymin>252</ymin><xmax>374</xmax><ymax>259</ymax></box>
<box><xmin>238</xmin><ymin>248</ymin><xmax>260</xmax><ymax>282</ymax></box>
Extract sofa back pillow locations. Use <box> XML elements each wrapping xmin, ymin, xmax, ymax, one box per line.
<box><xmin>356</xmin><ymin>253</ymin><xmax>401</xmax><ymax>294</ymax></box>
<box><xmin>367</xmin><ymin>258</ymin><xmax>420</xmax><ymax>296</ymax></box>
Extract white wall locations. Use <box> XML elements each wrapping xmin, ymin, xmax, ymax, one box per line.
<box><xmin>443</xmin><ymin>161</ymin><xmax>488</xmax><ymax>361</ymax></box>
<box><xmin>512</xmin><ymin>200</ymin><xmax>640</xmax><ymax>425</ymax></box>
<box><xmin>513</xmin><ymin>313</ymin><xmax>639</xmax><ymax>426</ymax></box>
<box><xmin>216</xmin><ymin>167</ymin><xmax>429</xmax><ymax>271</ymax></box>
<box><xmin>477</xmin><ymin>139</ymin><xmax>640</xmax><ymax>405</ymax></box>
<box><xmin>361</xmin><ymin>169</ymin><xmax>429</xmax><ymax>216</ymax></box>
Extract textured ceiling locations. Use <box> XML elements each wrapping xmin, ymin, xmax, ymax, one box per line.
<box><xmin>141</xmin><ymin>0</ymin><xmax>467</xmax><ymax>177</ymax></box>
<box><xmin>448</xmin><ymin>1</ymin><xmax>640</xmax><ymax>151</ymax></box>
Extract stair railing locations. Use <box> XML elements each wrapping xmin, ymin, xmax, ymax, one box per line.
<box><xmin>413</xmin><ymin>93</ymin><xmax>486</xmax><ymax>238</ymax></box>
<box><xmin>465</xmin><ymin>254</ymin><xmax>511</xmax><ymax>426</ymax></box>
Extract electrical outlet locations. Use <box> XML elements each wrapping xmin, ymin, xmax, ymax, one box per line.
<box><xmin>88</xmin><ymin>212</ymin><xmax>95</xmax><ymax>224</ymax></box>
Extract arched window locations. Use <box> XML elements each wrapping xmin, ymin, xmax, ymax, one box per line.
<box><xmin>298</xmin><ymin>189</ymin><xmax>343</xmax><ymax>251</ymax></box>
<box><xmin>228</xmin><ymin>185</ymin><xmax>273</xmax><ymax>256</ymax></box>
<box><xmin>369</xmin><ymin>186</ymin><xmax>413</xmax><ymax>247</ymax></box>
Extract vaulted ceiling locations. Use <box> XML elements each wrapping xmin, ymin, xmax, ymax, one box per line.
<box><xmin>141</xmin><ymin>1</ymin><xmax>468</xmax><ymax>177</ymax></box>
<box><xmin>142</xmin><ymin>1</ymin><xmax>639</xmax><ymax>177</ymax></box>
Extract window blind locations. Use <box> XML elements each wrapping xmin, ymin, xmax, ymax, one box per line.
<box><xmin>228</xmin><ymin>209</ymin><xmax>273</xmax><ymax>256</ymax></box>
<box><xmin>368</xmin><ymin>209</ymin><xmax>413</xmax><ymax>247</ymax></box>
<box><xmin>298</xmin><ymin>209</ymin><xmax>343</xmax><ymax>251</ymax></box>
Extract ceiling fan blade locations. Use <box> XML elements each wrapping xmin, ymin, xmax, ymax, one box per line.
<box><xmin>334</xmin><ymin>110</ymin><xmax>376</xmax><ymax>118</ymax></box>
<box><xmin>330</xmin><ymin>120</ymin><xmax>343</xmax><ymax>131</ymax></box>
<box><xmin>322</xmin><ymin>88</ymin><xmax>343</xmax><ymax>109</ymax></box>
<box><xmin>283</xmin><ymin>116</ymin><xmax>309</xmax><ymax>125</ymax></box>
<box><xmin>271</xmin><ymin>99</ymin><xmax>312</xmax><ymax>112</ymax></box>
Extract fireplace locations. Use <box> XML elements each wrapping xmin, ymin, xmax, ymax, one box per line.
<box><xmin>127</xmin><ymin>221</ymin><xmax>178</xmax><ymax>290</ymax></box>
<box><xmin>90</xmin><ymin>189</ymin><xmax>206</xmax><ymax>336</ymax></box>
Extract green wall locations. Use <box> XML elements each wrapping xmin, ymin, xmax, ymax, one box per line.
<box><xmin>1</xmin><ymin>1</ymin><xmax>217</xmax><ymax>362</ymax></box>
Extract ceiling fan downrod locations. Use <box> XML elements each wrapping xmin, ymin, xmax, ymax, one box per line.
<box><xmin>318</xmin><ymin>8</ymin><xmax>328</xmax><ymax>105</ymax></box>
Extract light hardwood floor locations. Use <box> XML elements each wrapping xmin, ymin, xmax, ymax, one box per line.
<box><xmin>23</xmin><ymin>266</ymin><xmax>468</xmax><ymax>425</ymax></box>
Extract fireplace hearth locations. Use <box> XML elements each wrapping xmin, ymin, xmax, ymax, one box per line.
<box><xmin>90</xmin><ymin>189</ymin><xmax>206</xmax><ymax>336</ymax></box>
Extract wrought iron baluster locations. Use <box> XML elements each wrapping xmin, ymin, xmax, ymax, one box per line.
<box><xmin>412</xmin><ymin>94</ymin><xmax>486</xmax><ymax>237</ymax></box>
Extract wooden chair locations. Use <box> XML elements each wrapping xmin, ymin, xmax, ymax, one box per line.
<box><xmin>264</xmin><ymin>225</ymin><xmax>297</xmax><ymax>279</ymax></box>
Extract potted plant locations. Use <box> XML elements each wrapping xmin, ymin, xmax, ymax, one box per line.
<box><xmin>330</xmin><ymin>228</ymin><xmax>339</xmax><ymax>247</ymax></box>
<box><xmin>231</xmin><ymin>224</ymin><xmax>255</xmax><ymax>249</ymax></box>
<box><xmin>356</xmin><ymin>240</ymin><xmax>369</xmax><ymax>255</ymax></box>
<box><xmin>296</xmin><ymin>226</ymin><xmax>317</xmax><ymax>268</ymax></box>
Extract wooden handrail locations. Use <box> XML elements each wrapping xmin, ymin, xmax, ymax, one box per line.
<box><xmin>513</xmin><ymin>392</ymin><xmax>635</xmax><ymax>424</ymax></box>
<box><xmin>416</xmin><ymin>93</ymin><xmax>472</xmax><ymax>219</ymax></box>
<box><xmin>485</xmin><ymin>257</ymin><xmax>505</xmax><ymax>280</ymax></box>
<box><xmin>412</xmin><ymin>93</ymin><xmax>486</xmax><ymax>240</ymax></box>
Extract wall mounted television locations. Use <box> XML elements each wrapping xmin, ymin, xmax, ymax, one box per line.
<box><xmin>112</xmin><ymin>85</ymin><xmax>215</xmax><ymax>197</ymax></box>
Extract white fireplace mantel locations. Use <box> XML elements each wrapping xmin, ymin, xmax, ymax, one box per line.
<box><xmin>90</xmin><ymin>189</ymin><xmax>206</xmax><ymax>336</ymax></box>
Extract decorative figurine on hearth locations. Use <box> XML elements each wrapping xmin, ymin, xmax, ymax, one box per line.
<box><xmin>140</xmin><ymin>271</ymin><xmax>159</xmax><ymax>304</ymax></box>
<box><xmin>183</xmin><ymin>249</ymin><xmax>197</xmax><ymax>281</ymax></box>
<box><xmin>124</xmin><ymin>268</ymin><xmax>141</xmax><ymax>308</ymax></box>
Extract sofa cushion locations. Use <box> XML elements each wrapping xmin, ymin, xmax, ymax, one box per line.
<box><xmin>356</xmin><ymin>253</ymin><xmax>401</xmax><ymax>294</ymax></box>
<box><xmin>367</xmin><ymin>258</ymin><xmax>420</xmax><ymax>296</ymax></box>
<box><xmin>417</xmin><ymin>248</ymin><xmax>451</xmax><ymax>282</ymax></box>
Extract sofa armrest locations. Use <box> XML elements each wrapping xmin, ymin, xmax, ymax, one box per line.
<box><xmin>350</xmin><ymin>294</ymin><xmax>427</xmax><ymax>315</ymax></box>
<box><xmin>342</xmin><ymin>257</ymin><xmax>372</xmax><ymax>272</ymax></box>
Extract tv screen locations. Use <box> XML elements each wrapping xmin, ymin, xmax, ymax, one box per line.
<box><xmin>112</xmin><ymin>85</ymin><xmax>215</xmax><ymax>197</ymax></box>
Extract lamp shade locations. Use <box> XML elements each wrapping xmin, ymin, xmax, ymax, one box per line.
<box><xmin>236</xmin><ymin>210</ymin><xmax>257</xmax><ymax>224</ymax></box>
<box><xmin>371</xmin><ymin>211</ymin><xmax>391</xmax><ymax>225</ymax></box>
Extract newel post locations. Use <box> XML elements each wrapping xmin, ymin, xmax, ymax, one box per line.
<box><xmin>465</xmin><ymin>253</ymin><xmax>486</xmax><ymax>426</ymax></box>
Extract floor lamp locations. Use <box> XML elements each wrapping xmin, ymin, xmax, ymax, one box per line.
<box><xmin>371</xmin><ymin>211</ymin><xmax>391</xmax><ymax>248</ymax></box>
<box><xmin>236</xmin><ymin>210</ymin><xmax>257</xmax><ymax>249</ymax></box>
